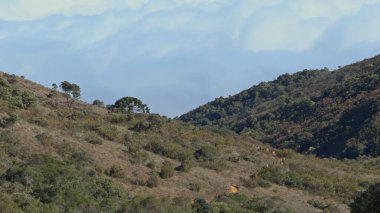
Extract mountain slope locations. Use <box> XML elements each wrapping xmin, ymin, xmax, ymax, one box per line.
<box><xmin>1</xmin><ymin>71</ymin><xmax>380</xmax><ymax>212</ymax></box>
<box><xmin>180</xmin><ymin>55</ymin><xmax>380</xmax><ymax>159</ymax></box>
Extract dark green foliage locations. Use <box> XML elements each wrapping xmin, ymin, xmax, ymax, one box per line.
<box><xmin>192</xmin><ymin>198</ymin><xmax>212</xmax><ymax>213</ymax></box>
<box><xmin>188</xmin><ymin>182</ymin><xmax>201</xmax><ymax>192</ymax></box>
<box><xmin>59</xmin><ymin>81</ymin><xmax>81</xmax><ymax>107</ymax></box>
<box><xmin>2</xmin><ymin>154</ymin><xmax>128</xmax><ymax>212</ymax></box>
<box><xmin>180</xmin><ymin>56</ymin><xmax>380</xmax><ymax>158</ymax></box>
<box><xmin>240</xmin><ymin>175</ymin><xmax>271</xmax><ymax>189</ymax></box>
<box><xmin>177</xmin><ymin>160</ymin><xmax>192</xmax><ymax>173</ymax></box>
<box><xmin>147</xmin><ymin>172</ymin><xmax>159</xmax><ymax>188</ymax></box>
<box><xmin>0</xmin><ymin>77</ymin><xmax>36</xmax><ymax>109</ymax></box>
<box><xmin>126</xmin><ymin>196</ymin><xmax>192</xmax><ymax>213</ymax></box>
<box><xmin>0</xmin><ymin>130</ymin><xmax>23</xmax><ymax>157</ymax></box>
<box><xmin>108</xmin><ymin>165</ymin><xmax>125</xmax><ymax>178</ymax></box>
<box><xmin>194</xmin><ymin>146</ymin><xmax>216</xmax><ymax>162</ymax></box>
<box><xmin>350</xmin><ymin>183</ymin><xmax>380</xmax><ymax>213</ymax></box>
<box><xmin>160</xmin><ymin>160</ymin><xmax>175</xmax><ymax>179</ymax></box>
<box><xmin>211</xmin><ymin>194</ymin><xmax>293</xmax><ymax>213</ymax></box>
<box><xmin>256</xmin><ymin>164</ymin><xmax>361</xmax><ymax>200</ymax></box>
<box><xmin>307</xmin><ymin>199</ymin><xmax>329</xmax><ymax>210</ymax></box>
<box><xmin>0</xmin><ymin>112</ymin><xmax>18</xmax><ymax>129</ymax></box>
<box><xmin>30</xmin><ymin>116</ymin><xmax>49</xmax><ymax>127</ymax></box>
<box><xmin>92</xmin><ymin>99</ymin><xmax>105</xmax><ymax>107</ymax></box>
<box><xmin>110</xmin><ymin>96</ymin><xmax>150</xmax><ymax>113</ymax></box>
<box><xmin>85</xmin><ymin>132</ymin><xmax>103</xmax><ymax>145</ymax></box>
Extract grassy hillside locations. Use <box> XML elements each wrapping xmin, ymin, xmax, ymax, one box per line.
<box><xmin>180</xmin><ymin>55</ymin><xmax>380</xmax><ymax>159</ymax></box>
<box><xmin>1</xmin><ymin>71</ymin><xmax>380</xmax><ymax>212</ymax></box>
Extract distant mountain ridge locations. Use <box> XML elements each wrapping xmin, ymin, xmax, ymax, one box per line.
<box><xmin>180</xmin><ymin>55</ymin><xmax>380</xmax><ymax>159</ymax></box>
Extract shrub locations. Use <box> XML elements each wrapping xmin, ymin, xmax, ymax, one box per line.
<box><xmin>177</xmin><ymin>160</ymin><xmax>192</xmax><ymax>173</ymax></box>
<box><xmin>240</xmin><ymin>176</ymin><xmax>259</xmax><ymax>189</ymax></box>
<box><xmin>192</xmin><ymin>198</ymin><xmax>212</xmax><ymax>213</ymax></box>
<box><xmin>160</xmin><ymin>161</ymin><xmax>175</xmax><ymax>179</ymax></box>
<box><xmin>147</xmin><ymin>172</ymin><xmax>159</xmax><ymax>188</ymax></box>
<box><xmin>30</xmin><ymin>117</ymin><xmax>49</xmax><ymax>127</ymax></box>
<box><xmin>86</xmin><ymin>132</ymin><xmax>103</xmax><ymax>145</ymax></box>
<box><xmin>96</xmin><ymin>126</ymin><xmax>118</xmax><ymax>141</ymax></box>
<box><xmin>3</xmin><ymin>154</ymin><xmax>128</xmax><ymax>212</ymax></box>
<box><xmin>130</xmin><ymin>150</ymin><xmax>149</xmax><ymax>164</ymax></box>
<box><xmin>108</xmin><ymin>114</ymin><xmax>126</xmax><ymax>124</ymax></box>
<box><xmin>350</xmin><ymin>183</ymin><xmax>380</xmax><ymax>213</ymax></box>
<box><xmin>146</xmin><ymin>161</ymin><xmax>155</xmax><ymax>170</ymax></box>
<box><xmin>35</xmin><ymin>133</ymin><xmax>53</xmax><ymax>146</ymax></box>
<box><xmin>0</xmin><ymin>131</ymin><xmax>22</xmax><ymax>157</ymax></box>
<box><xmin>307</xmin><ymin>199</ymin><xmax>329</xmax><ymax>210</ymax></box>
<box><xmin>108</xmin><ymin>165</ymin><xmax>125</xmax><ymax>179</ymax></box>
<box><xmin>21</xmin><ymin>91</ymin><xmax>36</xmax><ymax>109</ymax></box>
<box><xmin>132</xmin><ymin>173</ymin><xmax>149</xmax><ymax>186</ymax></box>
<box><xmin>194</xmin><ymin>146</ymin><xmax>216</xmax><ymax>162</ymax></box>
<box><xmin>276</xmin><ymin>149</ymin><xmax>295</xmax><ymax>158</ymax></box>
<box><xmin>0</xmin><ymin>193</ymin><xmax>23</xmax><ymax>213</ymax></box>
<box><xmin>0</xmin><ymin>112</ymin><xmax>18</xmax><ymax>129</ymax></box>
<box><xmin>188</xmin><ymin>182</ymin><xmax>201</xmax><ymax>192</ymax></box>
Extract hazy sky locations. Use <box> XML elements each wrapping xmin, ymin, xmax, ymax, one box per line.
<box><xmin>1</xmin><ymin>0</ymin><xmax>380</xmax><ymax>117</ymax></box>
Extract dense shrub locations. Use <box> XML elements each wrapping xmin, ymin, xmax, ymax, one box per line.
<box><xmin>147</xmin><ymin>172</ymin><xmax>159</xmax><ymax>188</ymax></box>
<box><xmin>108</xmin><ymin>165</ymin><xmax>125</xmax><ymax>179</ymax></box>
<box><xmin>192</xmin><ymin>198</ymin><xmax>212</xmax><ymax>213</ymax></box>
<box><xmin>96</xmin><ymin>125</ymin><xmax>118</xmax><ymax>141</ymax></box>
<box><xmin>30</xmin><ymin>116</ymin><xmax>49</xmax><ymax>127</ymax></box>
<box><xmin>160</xmin><ymin>161</ymin><xmax>175</xmax><ymax>179</ymax></box>
<box><xmin>2</xmin><ymin>154</ymin><xmax>128</xmax><ymax>212</ymax></box>
<box><xmin>177</xmin><ymin>160</ymin><xmax>192</xmax><ymax>173</ymax></box>
<box><xmin>350</xmin><ymin>183</ymin><xmax>380</xmax><ymax>213</ymax></box>
<box><xmin>85</xmin><ymin>132</ymin><xmax>103</xmax><ymax>145</ymax></box>
<box><xmin>194</xmin><ymin>146</ymin><xmax>216</xmax><ymax>162</ymax></box>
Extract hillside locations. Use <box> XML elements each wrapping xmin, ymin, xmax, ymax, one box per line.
<box><xmin>1</xmin><ymin>71</ymin><xmax>380</xmax><ymax>212</ymax></box>
<box><xmin>180</xmin><ymin>55</ymin><xmax>380</xmax><ymax>159</ymax></box>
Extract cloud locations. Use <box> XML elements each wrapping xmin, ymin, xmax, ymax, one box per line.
<box><xmin>2</xmin><ymin>0</ymin><xmax>380</xmax><ymax>53</ymax></box>
<box><xmin>1</xmin><ymin>0</ymin><xmax>380</xmax><ymax>116</ymax></box>
<box><xmin>0</xmin><ymin>0</ymin><xmax>148</xmax><ymax>21</ymax></box>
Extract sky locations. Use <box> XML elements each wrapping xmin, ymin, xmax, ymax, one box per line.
<box><xmin>1</xmin><ymin>0</ymin><xmax>380</xmax><ymax>117</ymax></box>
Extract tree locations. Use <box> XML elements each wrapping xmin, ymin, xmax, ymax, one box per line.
<box><xmin>59</xmin><ymin>81</ymin><xmax>81</xmax><ymax>107</ymax></box>
<box><xmin>112</xmin><ymin>97</ymin><xmax>150</xmax><ymax>114</ymax></box>
<box><xmin>92</xmin><ymin>99</ymin><xmax>105</xmax><ymax>107</ymax></box>
<box><xmin>351</xmin><ymin>183</ymin><xmax>380</xmax><ymax>213</ymax></box>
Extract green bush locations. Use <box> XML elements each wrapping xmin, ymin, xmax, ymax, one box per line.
<box><xmin>0</xmin><ymin>193</ymin><xmax>23</xmax><ymax>213</ymax></box>
<box><xmin>160</xmin><ymin>161</ymin><xmax>175</xmax><ymax>179</ymax></box>
<box><xmin>194</xmin><ymin>146</ymin><xmax>216</xmax><ymax>162</ymax></box>
<box><xmin>147</xmin><ymin>172</ymin><xmax>159</xmax><ymax>188</ymax></box>
<box><xmin>2</xmin><ymin>154</ymin><xmax>128</xmax><ymax>212</ymax></box>
<box><xmin>130</xmin><ymin>150</ymin><xmax>149</xmax><ymax>164</ymax></box>
<box><xmin>30</xmin><ymin>117</ymin><xmax>49</xmax><ymax>127</ymax></box>
<box><xmin>177</xmin><ymin>160</ymin><xmax>192</xmax><ymax>173</ymax></box>
<box><xmin>192</xmin><ymin>198</ymin><xmax>212</xmax><ymax>213</ymax></box>
<box><xmin>108</xmin><ymin>165</ymin><xmax>125</xmax><ymax>179</ymax></box>
<box><xmin>0</xmin><ymin>131</ymin><xmax>22</xmax><ymax>157</ymax></box>
<box><xmin>350</xmin><ymin>183</ymin><xmax>380</xmax><ymax>213</ymax></box>
<box><xmin>96</xmin><ymin>126</ymin><xmax>118</xmax><ymax>141</ymax></box>
<box><xmin>85</xmin><ymin>132</ymin><xmax>103</xmax><ymax>145</ymax></box>
<box><xmin>188</xmin><ymin>182</ymin><xmax>201</xmax><ymax>192</ymax></box>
